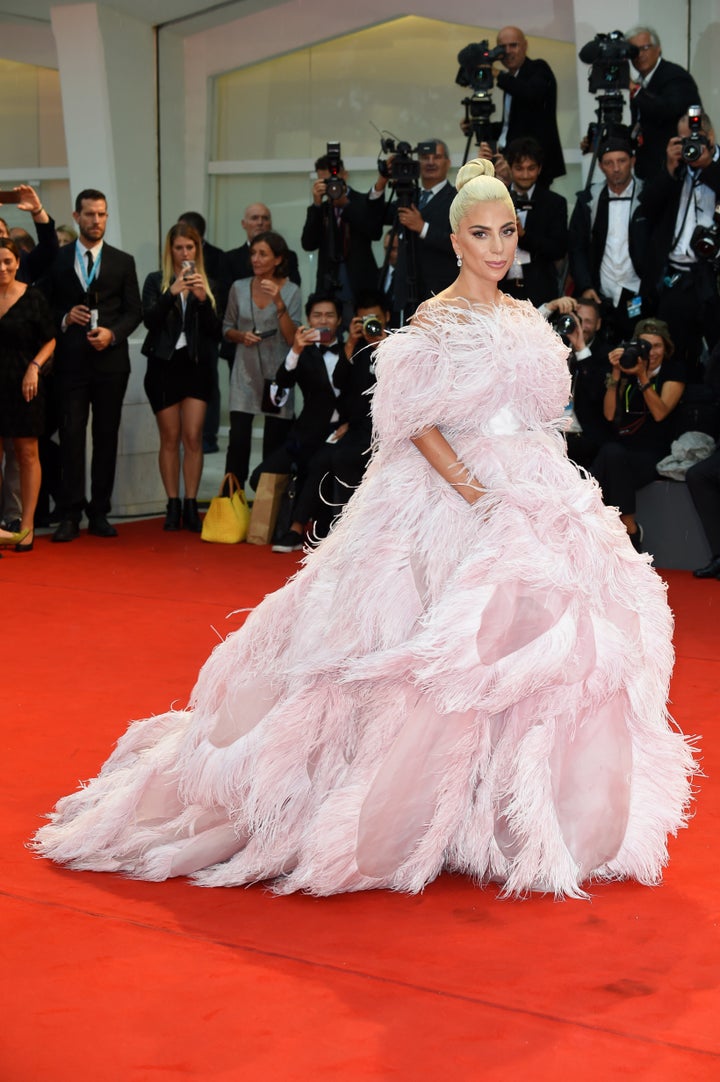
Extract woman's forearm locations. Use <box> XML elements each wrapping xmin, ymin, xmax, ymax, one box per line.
<box><xmin>411</xmin><ymin>426</ymin><xmax>485</xmax><ymax>505</ymax></box>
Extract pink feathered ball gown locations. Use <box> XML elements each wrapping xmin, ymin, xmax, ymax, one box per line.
<box><xmin>33</xmin><ymin>300</ymin><xmax>696</xmax><ymax>898</ymax></box>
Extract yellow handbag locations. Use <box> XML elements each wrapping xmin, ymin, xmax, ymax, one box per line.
<box><xmin>201</xmin><ymin>473</ymin><xmax>251</xmax><ymax>543</ymax></box>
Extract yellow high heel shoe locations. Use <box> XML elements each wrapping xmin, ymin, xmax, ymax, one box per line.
<box><xmin>0</xmin><ymin>526</ymin><xmax>30</xmax><ymax>548</ymax></box>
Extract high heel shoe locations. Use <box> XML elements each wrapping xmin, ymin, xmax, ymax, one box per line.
<box><xmin>15</xmin><ymin>531</ymin><xmax>34</xmax><ymax>553</ymax></box>
<box><xmin>0</xmin><ymin>526</ymin><xmax>29</xmax><ymax>548</ymax></box>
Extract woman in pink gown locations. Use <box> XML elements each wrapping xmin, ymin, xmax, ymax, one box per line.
<box><xmin>33</xmin><ymin>161</ymin><xmax>696</xmax><ymax>898</ymax></box>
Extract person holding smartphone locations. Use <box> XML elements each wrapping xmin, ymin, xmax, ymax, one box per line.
<box><xmin>140</xmin><ymin>222</ymin><xmax>221</xmax><ymax>532</ymax></box>
<box><xmin>223</xmin><ymin>231</ymin><xmax>301</xmax><ymax>490</ymax></box>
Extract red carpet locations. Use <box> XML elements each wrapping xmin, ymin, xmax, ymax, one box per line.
<box><xmin>2</xmin><ymin>520</ymin><xmax>718</xmax><ymax>1080</ymax></box>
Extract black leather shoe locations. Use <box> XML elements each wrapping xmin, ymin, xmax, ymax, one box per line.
<box><xmin>693</xmin><ymin>555</ymin><xmax>720</xmax><ymax>579</ymax></box>
<box><xmin>164</xmin><ymin>497</ymin><xmax>182</xmax><ymax>531</ymax></box>
<box><xmin>87</xmin><ymin>515</ymin><xmax>118</xmax><ymax>538</ymax></box>
<box><xmin>182</xmin><ymin>498</ymin><xmax>202</xmax><ymax>533</ymax></box>
<box><xmin>52</xmin><ymin>518</ymin><xmax>80</xmax><ymax>543</ymax></box>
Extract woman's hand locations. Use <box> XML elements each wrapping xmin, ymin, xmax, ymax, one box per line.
<box><xmin>257</xmin><ymin>277</ymin><xmax>281</xmax><ymax>301</ymax></box>
<box><xmin>22</xmin><ymin>364</ymin><xmax>39</xmax><ymax>402</ymax></box>
<box><xmin>225</xmin><ymin>327</ymin><xmax>261</xmax><ymax>347</ymax></box>
<box><xmin>184</xmin><ymin>272</ymin><xmax>207</xmax><ymax>302</ymax></box>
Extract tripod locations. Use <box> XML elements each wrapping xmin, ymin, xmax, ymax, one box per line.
<box><xmin>461</xmin><ymin>91</ymin><xmax>497</xmax><ymax>165</ymax></box>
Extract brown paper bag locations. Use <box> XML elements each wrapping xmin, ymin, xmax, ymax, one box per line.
<box><xmin>246</xmin><ymin>473</ymin><xmax>289</xmax><ymax>545</ymax></box>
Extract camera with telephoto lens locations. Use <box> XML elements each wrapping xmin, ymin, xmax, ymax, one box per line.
<box><xmin>361</xmin><ymin>315</ymin><xmax>384</xmax><ymax>339</ymax></box>
<box><xmin>690</xmin><ymin>203</ymin><xmax>720</xmax><ymax>263</ymax></box>
<box><xmin>323</xmin><ymin>141</ymin><xmax>346</xmax><ymax>200</ymax></box>
<box><xmin>682</xmin><ymin>105</ymin><xmax>710</xmax><ymax>164</ymax></box>
<box><xmin>618</xmin><ymin>337</ymin><xmax>652</xmax><ymax>370</ymax></box>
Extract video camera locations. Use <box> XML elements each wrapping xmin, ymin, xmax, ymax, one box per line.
<box><xmin>682</xmin><ymin>105</ymin><xmax>710</xmax><ymax>164</ymax></box>
<box><xmin>456</xmin><ymin>41</ymin><xmax>506</xmax><ymax>94</ymax></box>
<box><xmin>377</xmin><ymin>136</ymin><xmax>436</xmax><ymax>206</ymax></box>
<box><xmin>323</xmin><ymin>141</ymin><xmax>346</xmax><ymax>201</ymax></box>
<box><xmin>579</xmin><ymin>31</ymin><xmax>638</xmax><ymax>93</ymax></box>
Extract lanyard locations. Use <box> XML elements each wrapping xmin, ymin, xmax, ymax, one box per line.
<box><xmin>77</xmin><ymin>241</ymin><xmax>102</xmax><ymax>291</ymax></box>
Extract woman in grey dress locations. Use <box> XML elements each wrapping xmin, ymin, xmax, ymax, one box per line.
<box><xmin>223</xmin><ymin>231</ymin><xmax>301</xmax><ymax>489</ymax></box>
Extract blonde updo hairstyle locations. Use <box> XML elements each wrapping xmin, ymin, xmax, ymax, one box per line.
<box><xmin>449</xmin><ymin>158</ymin><xmax>515</xmax><ymax>233</ymax></box>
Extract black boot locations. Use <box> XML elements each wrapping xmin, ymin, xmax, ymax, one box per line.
<box><xmin>163</xmin><ymin>497</ymin><xmax>182</xmax><ymax>531</ymax></box>
<box><xmin>183</xmin><ymin>497</ymin><xmax>202</xmax><ymax>533</ymax></box>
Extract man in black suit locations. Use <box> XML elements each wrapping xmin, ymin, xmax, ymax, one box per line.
<box><xmin>493</xmin><ymin>26</ymin><xmax>565</xmax><ymax>185</ymax></box>
<box><xmin>499</xmin><ymin>138</ymin><xmax>567</xmax><ymax>307</ymax></box>
<box><xmin>636</xmin><ymin>111</ymin><xmax>720</xmax><ymax>381</ymax></box>
<box><xmin>249</xmin><ymin>292</ymin><xmax>344</xmax><ymax>551</ymax></box>
<box><xmin>41</xmin><ymin>188</ymin><xmax>142</xmax><ymax>541</ymax></box>
<box><xmin>626</xmin><ymin>26</ymin><xmax>702</xmax><ymax>181</ymax></box>
<box><xmin>370</xmin><ymin>139</ymin><xmax>457</xmax><ymax>315</ymax></box>
<box><xmin>271</xmin><ymin>290</ymin><xmax>387</xmax><ymax>551</ymax></box>
<box><xmin>221</xmin><ymin>203</ymin><xmax>301</xmax><ymax>294</ymax></box>
<box><xmin>301</xmin><ymin>155</ymin><xmax>381</xmax><ymax>324</ymax></box>
<box><xmin>559</xmin><ymin>297</ymin><xmax>614</xmax><ymax>469</ymax></box>
<box><xmin>568</xmin><ymin>134</ymin><xmax>646</xmax><ymax>340</ymax></box>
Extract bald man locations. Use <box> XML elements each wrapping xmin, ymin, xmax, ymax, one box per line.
<box><xmin>493</xmin><ymin>26</ymin><xmax>565</xmax><ymax>185</ymax></box>
<box><xmin>221</xmin><ymin>202</ymin><xmax>301</xmax><ymax>294</ymax></box>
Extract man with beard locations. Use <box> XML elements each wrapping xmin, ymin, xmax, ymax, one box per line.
<box><xmin>41</xmin><ymin>189</ymin><xmax>141</xmax><ymax>541</ymax></box>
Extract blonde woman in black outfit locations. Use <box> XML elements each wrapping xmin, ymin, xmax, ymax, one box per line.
<box><xmin>141</xmin><ymin>223</ymin><xmax>221</xmax><ymax>532</ymax></box>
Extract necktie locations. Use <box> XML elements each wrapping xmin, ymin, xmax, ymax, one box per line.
<box><xmin>418</xmin><ymin>189</ymin><xmax>431</xmax><ymax>210</ymax></box>
<box><xmin>86</xmin><ymin>250</ymin><xmax>94</xmax><ymax>274</ymax></box>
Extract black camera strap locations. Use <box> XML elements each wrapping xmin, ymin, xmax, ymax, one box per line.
<box><xmin>669</xmin><ymin>169</ymin><xmax>702</xmax><ymax>254</ymax></box>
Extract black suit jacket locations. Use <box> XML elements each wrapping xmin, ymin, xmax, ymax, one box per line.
<box><xmin>631</xmin><ymin>58</ymin><xmax>702</xmax><ymax>181</ymax></box>
<box><xmin>568</xmin><ymin>180</ymin><xmax>645</xmax><ymax>296</ymax></box>
<box><xmin>274</xmin><ymin>344</ymin><xmax>341</xmax><ymax>447</ymax></box>
<box><xmin>496</xmin><ymin>57</ymin><xmax>566</xmax><ymax>183</ymax></box>
<box><xmin>572</xmin><ymin>339</ymin><xmax>613</xmax><ymax>443</ymax></box>
<box><xmin>140</xmin><ymin>271</ymin><xmax>221</xmax><ymax>366</ymax></box>
<box><xmin>635</xmin><ymin>157</ymin><xmax>720</xmax><ymax>297</ymax></box>
<box><xmin>301</xmin><ymin>188</ymin><xmax>381</xmax><ymax>296</ymax></box>
<box><xmin>40</xmin><ymin>241</ymin><xmax>142</xmax><ymax>375</ymax></box>
<box><xmin>18</xmin><ymin>217</ymin><xmax>59</xmax><ymax>285</ymax></box>
<box><xmin>501</xmin><ymin>186</ymin><xmax>567</xmax><ymax>307</ymax></box>
<box><xmin>201</xmin><ymin>239</ymin><xmax>224</xmax><ymax>284</ymax></box>
<box><xmin>379</xmin><ymin>182</ymin><xmax>457</xmax><ymax>305</ymax></box>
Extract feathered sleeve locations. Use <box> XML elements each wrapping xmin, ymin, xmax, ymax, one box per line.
<box><xmin>371</xmin><ymin>320</ymin><xmax>452</xmax><ymax>446</ymax></box>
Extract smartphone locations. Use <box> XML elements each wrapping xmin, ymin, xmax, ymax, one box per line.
<box><xmin>318</xmin><ymin>327</ymin><xmax>335</xmax><ymax>345</ymax></box>
<box><xmin>0</xmin><ymin>190</ymin><xmax>23</xmax><ymax>204</ymax></box>
<box><xmin>257</xmin><ymin>328</ymin><xmax>278</xmax><ymax>340</ymax></box>
<box><xmin>181</xmin><ymin>259</ymin><xmax>196</xmax><ymax>278</ymax></box>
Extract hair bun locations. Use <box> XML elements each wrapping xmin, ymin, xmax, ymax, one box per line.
<box><xmin>455</xmin><ymin>158</ymin><xmax>496</xmax><ymax>191</ymax></box>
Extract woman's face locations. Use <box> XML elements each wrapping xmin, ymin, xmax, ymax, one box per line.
<box><xmin>0</xmin><ymin>245</ymin><xmax>19</xmax><ymax>287</ymax></box>
<box><xmin>251</xmin><ymin>241</ymin><xmax>281</xmax><ymax>278</ymax></box>
<box><xmin>452</xmin><ymin>200</ymin><xmax>518</xmax><ymax>284</ymax></box>
<box><xmin>639</xmin><ymin>333</ymin><xmax>666</xmax><ymax>368</ymax></box>
<box><xmin>171</xmin><ymin>234</ymin><xmax>197</xmax><ymax>272</ymax></box>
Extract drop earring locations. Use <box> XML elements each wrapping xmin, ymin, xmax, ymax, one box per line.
<box><xmin>456</xmin><ymin>255</ymin><xmax>463</xmax><ymax>267</ymax></box>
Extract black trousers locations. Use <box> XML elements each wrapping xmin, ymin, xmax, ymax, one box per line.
<box><xmin>225</xmin><ymin>411</ymin><xmax>291</xmax><ymax>488</ymax></box>
<box><xmin>686</xmin><ymin>447</ymin><xmax>720</xmax><ymax>554</ymax></box>
<box><xmin>57</xmin><ymin>367</ymin><xmax>129</xmax><ymax>520</ymax></box>
<box><xmin>589</xmin><ymin>441</ymin><xmax>658</xmax><ymax>515</ymax></box>
<box><xmin>293</xmin><ymin>428</ymin><xmax>371</xmax><ymax>536</ymax></box>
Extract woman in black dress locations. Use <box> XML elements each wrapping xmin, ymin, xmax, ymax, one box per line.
<box><xmin>0</xmin><ymin>238</ymin><xmax>56</xmax><ymax>553</ymax></box>
<box><xmin>141</xmin><ymin>223</ymin><xmax>221</xmax><ymax>532</ymax></box>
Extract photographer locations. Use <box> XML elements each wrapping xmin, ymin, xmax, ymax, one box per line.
<box><xmin>590</xmin><ymin>317</ymin><xmax>685</xmax><ymax>550</ymax></box>
<box><xmin>500</xmin><ymin>137</ymin><xmax>567</xmax><ymax>307</ymax></box>
<box><xmin>547</xmin><ymin>298</ymin><xmax>614</xmax><ymax>469</ymax></box>
<box><xmin>301</xmin><ymin>152</ymin><xmax>382</xmax><ymax>324</ymax></box>
<box><xmin>370</xmin><ymin>139</ymin><xmax>456</xmax><ymax>310</ymax></box>
<box><xmin>494</xmin><ymin>26</ymin><xmax>565</xmax><ymax>185</ymax></box>
<box><xmin>568</xmin><ymin>134</ymin><xmax>646</xmax><ymax>340</ymax></box>
<box><xmin>636</xmin><ymin>110</ymin><xmax>720</xmax><ymax>380</ymax></box>
<box><xmin>273</xmin><ymin>291</ymin><xmax>387</xmax><ymax>549</ymax></box>
<box><xmin>626</xmin><ymin>27</ymin><xmax>702</xmax><ymax>181</ymax></box>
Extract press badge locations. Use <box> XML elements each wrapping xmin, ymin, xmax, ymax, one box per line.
<box><xmin>626</xmin><ymin>295</ymin><xmax>642</xmax><ymax>318</ymax></box>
